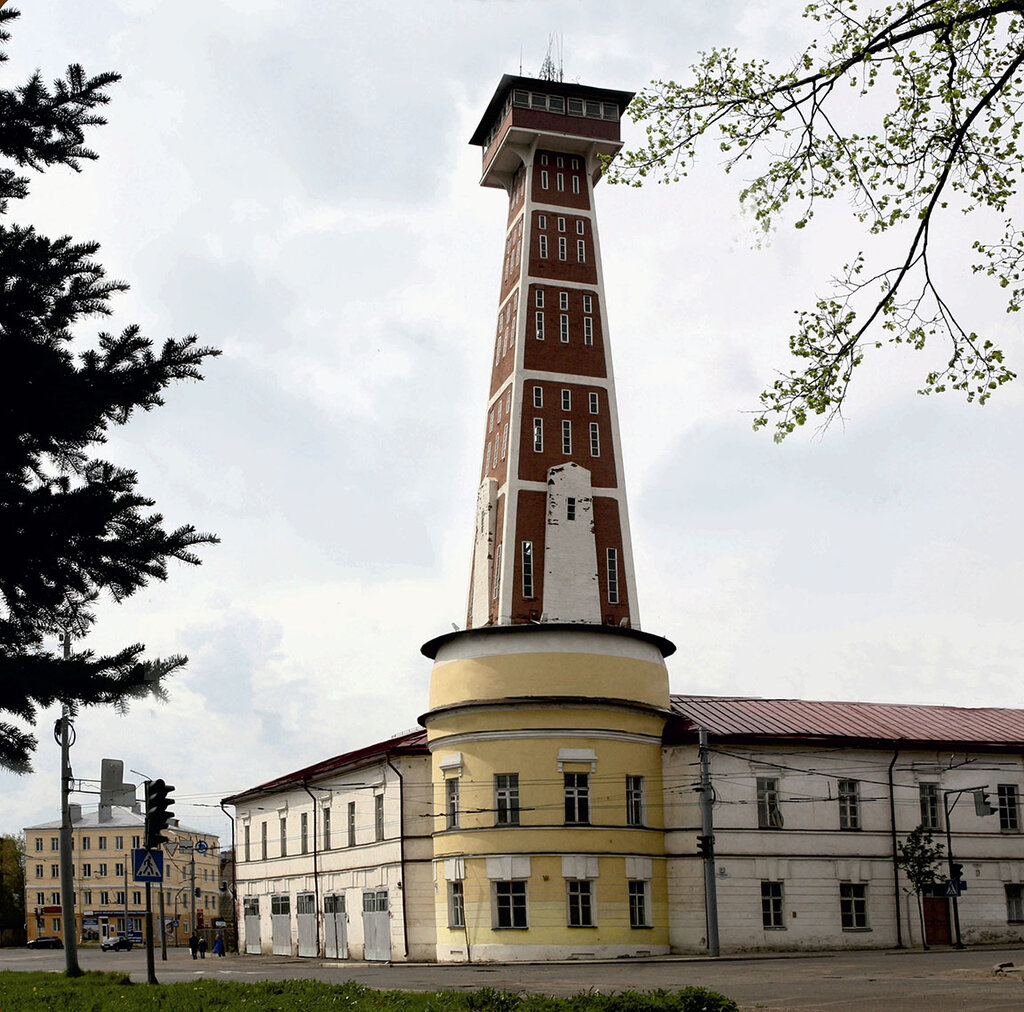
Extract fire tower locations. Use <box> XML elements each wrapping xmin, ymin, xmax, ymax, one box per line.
<box><xmin>465</xmin><ymin>75</ymin><xmax>640</xmax><ymax>629</ymax></box>
<box><xmin>422</xmin><ymin>75</ymin><xmax>677</xmax><ymax>962</ymax></box>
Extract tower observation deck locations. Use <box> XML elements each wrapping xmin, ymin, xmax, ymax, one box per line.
<box><xmin>466</xmin><ymin>75</ymin><xmax>639</xmax><ymax>630</ymax></box>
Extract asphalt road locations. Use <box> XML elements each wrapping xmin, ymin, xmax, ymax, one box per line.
<box><xmin>3</xmin><ymin>944</ymin><xmax>1024</xmax><ymax>1011</ymax></box>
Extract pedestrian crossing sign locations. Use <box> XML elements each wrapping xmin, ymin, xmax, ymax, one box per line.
<box><xmin>132</xmin><ymin>847</ymin><xmax>164</xmax><ymax>882</ymax></box>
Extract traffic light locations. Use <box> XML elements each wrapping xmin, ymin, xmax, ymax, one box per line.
<box><xmin>974</xmin><ymin>789</ymin><xmax>997</xmax><ymax>816</ymax></box>
<box><xmin>950</xmin><ymin>862</ymin><xmax>965</xmax><ymax>886</ymax></box>
<box><xmin>197</xmin><ymin>911</ymin><xmax>204</xmax><ymax>928</ymax></box>
<box><xmin>697</xmin><ymin>834</ymin><xmax>714</xmax><ymax>857</ymax></box>
<box><xmin>144</xmin><ymin>778</ymin><xmax>175</xmax><ymax>850</ymax></box>
<box><xmin>195</xmin><ymin>886</ymin><xmax>202</xmax><ymax>898</ymax></box>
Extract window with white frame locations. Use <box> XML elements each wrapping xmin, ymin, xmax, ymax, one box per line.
<box><xmin>919</xmin><ymin>783</ymin><xmax>941</xmax><ymax>829</ymax></box>
<box><xmin>567</xmin><ymin>879</ymin><xmax>594</xmax><ymax>926</ymax></box>
<box><xmin>114</xmin><ymin>862</ymin><xmax>124</xmax><ymax>877</ymax></box>
<box><xmin>562</xmin><ymin>419</ymin><xmax>572</xmax><ymax>454</ymax></box>
<box><xmin>559</xmin><ymin>291</ymin><xmax>569</xmax><ymax>310</ymax></box>
<box><xmin>757</xmin><ymin>777</ymin><xmax>782</xmax><ymax>828</ymax></box>
<box><xmin>576</xmin><ymin>219</ymin><xmax>584</xmax><ymax>235</ymax></box>
<box><xmin>561</xmin><ymin>389</ymin><xmax>571</xmax><ymax>411</ymax></box>
<box><xmin>495</xmin><ymin>773</ymin><xmax>520</xmax><ymax>825</ymax></box>
<box><xmin>566</xmin><ymin>497</ymin><xmax>577</xmax><ymax>521</ymax></box>
<box><xmin>535</xmin><ymin>288</ymin><xmax>544</xmax><ymax>307</ymax></box>
<box><xmin>493</xmin><ymin>881</ymin><xmax>528</xmax><ymax>928</ymax></box>
<box><xmin>582</xmin><ymin>293</ymin><xmax>593</xmax><ymax>313</ymax></box>
<box><xmin>81</xmin><ymin>863</ymin><xmax>91</xmax><ymax>878</ymax></box>
<box><xmin>557</xmin><ymin>172</ymin><xmax>565</xmax><ymax>192</ymax></box>
<box><xmin>522</xmin><ymin>541</ymin><xmax>535</xmax><ymax>597</ymax></box>
<box><xmin>501</xmin><ymin>424</ymin><xmax>508</xmax><ymax>460</ymax></box>
<box><xmin>535</xmin><ymin>311</ymin><xmax>545</xmax><ymax>340</ymax></box>
<box><xmin>572</xmin><ymin>175</ymin><xmax>580</xmax><ymax>194</ymax></box>
<box><xmin>114</xmin><ymin>835</ymin><xmax>123</xmax><ymax>850</ymax></box>
<box><xmin>1006</xmin><ymin>883</ymin><xmax>1024</xmax><ymax>922</ymax></box>
<box><xmin>540</xmin><ymin>153</ymin><xmax>548</xmax><ymax>165</ymax></box>
<box><xmin>840</xmin><ymin>882</ymin><xmax>869</xmax><ymax>929</ymax></box>
<box><xmin>533</xmin><ymin>385</ymin><xmax>543</xmax><ymax>408</ymax></box>
<box><xmin>374</xmin><ymin>794</ymin><xmax>385</xmax><ymax>841</ymax></box>
<box><xmin>81</xmin><ymin>837</ymin><xmax>90</xmax><ymax>851</ymax></box>
<box><xmin>445</xmin><ymin>778</ymin><xmax>460</xmax><ymax>830</ymax></box>
<box><xmin>838</xmin><ymin>780</ymin><xmax>861</xmax><ymax>830</ymax></box>
<box><xmin>538</xmin><ymin>213</ymin><xmax>547</xmax><ymax>229</ymax></box>
<box><xmin>606</xmin><ymin>547</ymin><xmax>619</xmax><ymax>604</ymax></box>
<box><xmin>541</xmin><ymin>170</ymin><xmax>549</xmax><ymax>189</ymax></box>
<box><xmin>583</xmin><ymin>317</ymin><xmax>593</xmax><ymax>345</ymax></box>
<box><xmin>558</xmin><ymin>237</ymin><xmax>567</xmax><ymax>260</ymax></box>
<box><xmin>539</xmin><ymin>235</ymin><xmax>548</xmax><ymax>258</ymax></box>
<box><xmin>589</xmin><ymin>422</ymin><xmax>600</xmax><ymax>456</ymax></box>
<box><xmin>577</xmin><ymin>239</ymin><xmax>586</xmax><ymax>262</ymax></box>
<box><xmin>564</xmin><ymin>772</ymin><xmax>590</xmax><ymax>824</ymax></box>
<box><xmin>628</xmin><ymin>880</ymin><xmax>650</xmax><ymax>927</ymax></box>
<box><xmin>560</xmin><ymin>314</ymin><xmax>569</xmax><ymax>342</ymax></box>
<box><xmin>762</xmin><ymin>881</ymin><xmax>785</xmax><ymax>928</ymax></box>
<box><xmin>626</xmin><ymin>775</ymin><xmax>645</xmax><ymax>826</ymax></box>
<box><xmin>589</xmin><ymin>392</ymin><xmax>599</xmax><ymax>414</ymax></box>
<box><xmin>557</xmin><ymin>216</ymin><xmax>566</xmax><ymax>232</ymax></box>
<box><xmin>34</xmin><ymin>837</ymin><xmax>42</xmax><ymax>852</ymax></box>
<box><xmin>998</xmin><ymin>784</ymin><xmax>1020</xmax><ymax>831</ymax></box>
<box><xmin>448</xmin><ymin>881</ymin><xmax>466</xmax><ymax>928</ymax></box>
<box><xmin>533</xmin><ymin>419</ymin><xmax>543</xmax><ymax>453</ymax></box>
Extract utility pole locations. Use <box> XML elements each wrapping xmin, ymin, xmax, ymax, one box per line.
<box><xmin>56</xmin><ymin>629</ymin><xmax>81</xmax><ymax>976</ymax></box>
<box><xmin>697</xmin><ymin>728</ymin><xmax>720</xmax><ymax>957</ymax></box>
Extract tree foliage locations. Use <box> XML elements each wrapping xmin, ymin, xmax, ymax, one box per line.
<box><xmin>608</xmin><ymin>1</ymin><xmax>1024</xmax><ymax>439</ymax></box>
<box><xmin>896</xmin><ymin>824</ymin><xmax>945</xmax><ymax>947</ymax></box>
<box><xmin>0</xmin><ymin>8</ymin><xmax>219</xmax><ymax>773</ymax></box>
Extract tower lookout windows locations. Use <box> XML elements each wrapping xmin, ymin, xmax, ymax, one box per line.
<box><xmin>522</xmin><ymin>541</ymin><xmax>535</xmax><ymax>598</ymax></box>
<box><xmin>564</xmin><ymin>772</ymin><xmax>590</xmax><ymax>824</ymax></box>
<box><xmin>533</xmin><ymin>419</ymin><xmax>543</xmax><ymax>452</ymax></box>
<box><xmin>495</xmin><ymin>774</ymin><xmax>520</xmax><ymax>825</ymax></box>
<box><xmin>606</xmin><ymin>548</ymin><xmax>619</xmax><ymax>604</ymax></box>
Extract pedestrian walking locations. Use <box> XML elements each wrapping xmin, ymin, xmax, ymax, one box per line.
<box><xmin>199</xmin><ymin>934</ymin><xmax>208</xmax><ymax>959</ymax></box>
<box><xmin>188</xmin><ymin>931</ymin><xmax>199</xmax><ymax>959</ymax></box>
<box><xmin>212</xmin><ymin>933</ymin><xmax>225</xmax><ymax>957</ymax></box>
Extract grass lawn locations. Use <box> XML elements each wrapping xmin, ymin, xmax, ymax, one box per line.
<box><xmin>0</xmin><ymin>971</ymin><xmax>737</xmax><ymax>1011</ymax></box>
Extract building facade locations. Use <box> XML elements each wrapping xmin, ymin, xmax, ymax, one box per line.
<box><xmin>24</xmin><ymin>760</ymin><xmax>220</xmax><ymax>947</ymax></box>
<box><xmin>223</xmin><ymin>71</ymin><xmax>1024</xmax><ymax>960</ymax></box>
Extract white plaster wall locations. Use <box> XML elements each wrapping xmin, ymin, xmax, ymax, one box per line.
<box><xmin>469</xmin><ymin>479</ymin><xmax>497</xmax><ymax>628</ymax></box>
<box><xmin>542</xmin><ymin>463</ymin><xmax>600</xmax><ymax>623</ymax></box>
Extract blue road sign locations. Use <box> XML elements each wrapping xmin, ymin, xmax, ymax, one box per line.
<box><xmin>132</xmin><ymin>847</ymin><xmax>164</xmax><ymax>882</ymax></box>
<box><xmin>195</xmin><ymin>839</ymin><xmax>209</xmax><ymax>854</ymax></box>
<box><xmin>945</xmin><ymin>878</ymin><xmax>961</xmax><ymax>897</ymax></box>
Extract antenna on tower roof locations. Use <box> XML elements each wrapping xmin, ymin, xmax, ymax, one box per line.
<box><xmin>538</xmin><ymin>33</ymin><xmax>564</xmax><ymax>82</ymax></box>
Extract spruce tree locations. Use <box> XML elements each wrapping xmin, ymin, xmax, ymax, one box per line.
<box><xmin>0</xmin><ymin>7</ymin><xmax>219</xmax><ymax>772</ymax></box>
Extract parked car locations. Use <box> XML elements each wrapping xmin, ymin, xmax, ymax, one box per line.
<box><xmin>100</xmin><ymin>934</ymin><xmax>133</xmax><ymax>952</ymax></box>
<box><xmin>27</xmin><ymin>935</ymin><xmax>63</xmax><ymax>949</ymax></box>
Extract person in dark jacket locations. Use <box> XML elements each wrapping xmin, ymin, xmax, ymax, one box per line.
<box><xmin>198</xmin><ymin>934</ymin><xmax>208</xmax><ymax>958</ymax></box>
<box><xmin>188</xmin><ymin>931</ymin><xmax>199</xmax><ymax>959</ymax></box>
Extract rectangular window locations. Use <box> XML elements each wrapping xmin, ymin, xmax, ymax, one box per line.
<box><xmin>628</xmin><ymin>880</ymin><xmax>649</xmax><ymax>927</ymax></box>
<box><xmin>97</xmin><ymin>836</ymin><xmax>106</xmax><ymax>850</ymax></box>
<box><xmin>535</xmin><ymin>311</ymin><xmax>545</xmax><ymax>340</ymax></box>
<box><xmin>558</xmin><ymin>237</ymin><xmax>567</xmax><ymax>260</ymax></box>
<box><xmin>36</xmin><ymin>891</ymin><xmax>44</xmax><ymax>905</ymax></box>
<box><xmin>98</xmin><ymin>862</ymin><xmax>107</xmax><ymax>876</ymax></box>
<box><xmin>495</xmin><ymin>773</ymin><xmax>520</xmax><ymax>825</ymax></box>
<box><xmin>279</xmin><ymin>817</ymin><xmax>287</xmax><ymax>856</ymax></box>
<box><xmin>757</xmin><ymin>777</ymin><xmax>782</xmax><ymax>829</ymax></box>
<box><xmin>583</xmin><ymin>317</ymin><xmax>593</xmax><ymax>345</ymax></box>
<box><xmin>492</xmin><ymin>543</ymin><xmax>502</xmax><ymax>600</ymax></box>
<box><xmin>533</xmin><ymin>419</ymin><xmax>543</xmax><ymax>453</ymax></box>
<box><xmin>347</xmin><ymin>801</ymin><xmax>356</xmax><ymax>848</ymax></box>
<box><xmin>564</xmin><ymin>772</ymin><xmax>590</xmax><ymax>824</ymax></box>
<box><xmin>50</xmin><ymin>863</ymin><xmax>59</xmax><ymax>878</ymax></box>
<box><xmin>535</xmin><ymin>288</ymin><xmax>544</xmax><ymax>307</ymax></box>
<box><xmin>557</xmin><ymin>216</ymin><xmax>566</xmax><ymax>232</ymax></box>
<box><xmin>445</xmin><ymin>778</ymin><xmax>460</xmax><ymax>830</ymax></box>
<box><xmin>557</xmin><ymin>172</ymin><xmax>565</xmax><ymax>192</ymax></box>
<box><xmin>1007</xmin><ymin>883</ymin><xmax>1024</xmax><ymax>923</ymax></box>
<box><xmin>52</xmin><ymin>917</ymin><xmax>61</xmax><ymax>932</ymax></box>
<box><xmin>572</xmin><ymin>176</ymin><xmax>580</xmax><ymax>194</ymax></box>
<box><xmin>539</xmin><ymin>235</ymin><xmax>548</xmax><ymax>258</ymax></box>
<box><xmin>838</xmin><ymin>780</ymin><xmax>861</xmax><ymax>830</ymax></box>
<box><xmin>559</xmin><ymin>291</ymin><xmax>569</xmax><ymax>310</ymax></box>
<box><xmin>114</xmin><ymin>836</ymin><xmax>123</xmax><ymax>850</ymax></box>
<box><xmin>567</xmin><ymin>879</ymin><xmax>594</xmax><ymax>927</ymax></box>
<box><xmin>582</xmin><ymin>293</ymin><xmax>593</xmax><ymax>313</ymax></box>
<box><xmin>840</xmin><ymin>883</ymin><xmax>869</xmax><ymax>930</ymax></box>
<box><xmin>82</xmin><ymin>890</ymin><xmax>92</xmax><ymax>905</ymax></box>
<box><xmin>919</xmin><ymin>783</ymin><xmax>941</xmax><ymax>829</ymax></box>
<box><xmin>34</xmin><ymin>864</ymin><xmax>42</xmax><ymax>878</ymax></box>
<box><xmin>589</xmin><ymin>392</ymin><xmax>599</xmax><ymax>414</ymax></box>
<box><xmin>34</xmin><ymin>837</ymin><xmax>42</xmax><ymax>852</ymax></box>
<box><xmin>606</xmin><ymin>547</ymin><xmax>619</xmax><ymax>604</ymax></box>
<box><xmin>998</xmin><ymin>784</ymin><xmax>1020</xmax><ymax>831</ymax></box>
<box><xmin>300</xmin><ymin>812</ymin><xmax>309</xmax><ymax>855</ymax></box>
<box><xmin>323</xmin><ymin>807</ymin><xmax>332</xmax><ymax>850</ymax></box>
<box><xmin>540</xmin><ymin>152</ymin><xmax>548</xmax><ymax>165</ymax></box>
<box><xmin>374</xmin><ymin>794</ymin><xmax>385</xmax><ymax>841</ymax></box>
<box><xmin>626</xmin><ymin>775</ymin><xmax>645</xmax><ymax>826</ymax></box>
<box><xmin>540</xmin><ymin>170</ymin><xmax>549</xmax><ymax>189</ymax></box>
<box><xmin>566</xmin><ymin>497</ymin><xmax>576</xmax><ymax>521</ymax></box>
<box><xmin>271</xmin><ymin>894</ymin><xmax>290</xmax><ymax>916</ymax></box>
<box><xmin>131</xmin><ymin>835</ymin><xmax>140</xmax><ymax>849</ymax></box>
<box><xmin>81</xmin><ymin>863</ymin><xmax>91</xmax><ymax>878</ymax></box>
<box><xmin>589</xmin><ymin>422</ymin><xmax>600</xmax><ymax>456</ymax></box>
<box><xmin>562</xmin><ymin>419</ymin><xmax>572</xmax><ymax>454</ymax></box>
<box><xmin>501</xmin><ymin>423</ymin><xmax>508</xmax><ymax>460</ymax></box>
<box><xmin>81</xmin><ymin>837</ymin><xmax>90</xmax><ymax>851</ymax></box>
<box><xmin>115</xmin><ymin>890</ymin><xmax>125</xmax><ymax>905</ymax></box>
<box><xmin>494</xmin><ymin>881</ymin><xmax>528</xmax><ymax>928</ymax></box>
<box><xmin>244</xmin><ymin>825</ymin><xmax>251</xmax><ymax>862</ymax></box>
<box><xmin>576</xmin><ymin>220</ymin><xmax>585</xmax><ymax>235</ymax></box>
<box><xmin>522</xmin><ymin>540</ymin><xmax>534</xmax><ymax>598</ymax></box>
<box><xmin>261</xmin><ymin>821</ymin><xmax>268</xmax><ymax>860</ymax></box>
<box><xmin>761</xmin><ymin>881</ymin><xmax>784</xmax><ymax>928</ymax></box>
<box><xmin>577</xmin><ymin>239</ymin><xmax>586</xmax><ymax>263</ymax></box>
<box><xmin>448</xmin><ymin>881</ymin><xmax>466</xmax><ymax>928</ymax></box>
<box><xmin>561</xmin><ymin>388</ymin><xmax>571</xmax><ymax>411</ymax></box>
<box><xmin>533</xmin><ymin>385</ymin><xmax>543</xmax><ymax>408</ymax></box>
<box><xmin>560</xmin><ymin>314</ymin><xmax>569</xmax><ymax>342</ymax></box>
<box><xmin>50</xmin><ymin>838</ymin><xmax>59</xmax><ymax>851</ymax></box>
<box><xmin>132</xmin><ymin>890</ymin><xmax>142</xmax><ymax>905</ymax></box>
<box><xmin>100</xmin><ymin>890</ymin><xmax>110</xmax><ymax>905</ymax></box>
<box><xmin>114</xmin><ymin>862</ymin><xmax>124</xmax><ymax>877</ymax></box>
<box><xmin>537</xmin><ymin>213</ymin><xmax>546</xmax><ymax>229</ymax></box>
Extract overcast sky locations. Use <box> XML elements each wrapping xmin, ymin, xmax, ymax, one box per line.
<box><xmin>3</xmin><ymin>0</ymin><xmax>1022</xmax><ymax>848</ymax></box>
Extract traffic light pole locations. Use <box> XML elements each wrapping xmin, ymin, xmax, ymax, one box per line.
<box><xmin>942</xmin><ymin>785</ymin><xmax>996</xmax><ymax>950</ymax></box>
<box><xmin>145</xmin><ymin>882</ymin><xmax>157</xmax><ymax>984</ymax></box>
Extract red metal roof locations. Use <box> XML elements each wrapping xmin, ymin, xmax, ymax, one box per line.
<box><xmin>669</xmin><ymin>695</ymin><xmax>1024</xmax><ymax>748</ymax></box>
<box><xmin>222</xmin><ymin>728</ymin><xmax>428</xmax><ymax>805</ymax></box>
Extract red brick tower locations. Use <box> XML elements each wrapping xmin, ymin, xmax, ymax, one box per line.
<box><xmin>466</xmin><ymin>76</ymin><xmax>639</xmax><ymax>630</ymax></box>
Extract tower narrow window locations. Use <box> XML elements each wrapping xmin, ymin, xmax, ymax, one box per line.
<box><xmin>535</xmin><ymin>311</ymin><xmax>545</xmax><ymax>340</ymax></box>
<box><xmin>576</xmin><ymin>219</ymin><xmax>585</xmax><ymax>235</ymax></box>
<box><xmin>300</xmin><ymin>812</ymin><xmax>309</xmax><ymax>854</ymax></box>
<box><xmin>562</xmin><ymin>420</ymin><xmax>572</xmax><ymax>454</ymax></box>
<box><xmin>571</xmin><ymin>157</ymin><xmax>580</xmax><ymax>169</ymax></box>
<box><xmin>566</xmin><ymin>497</ymin><xmax>576</xmax><ymax>521</ymax></box>
<box><xmin>533</xmin><ymin>418</ymin><xmax>543</xmax><ymax>452</ymax></box>
<box><xmin>557</xmin><ymin>216</ymin><xmax>566</xmax><ymax>232</ymax></box>
<box><xmin>522</xmin><ymin>541</ymin><xmax>534</xmax><ymax>598</ymax></box>
<box><xmin>626</xmin><ymin>775</ymin><xmax>645</xmax><ymax>826</ymax></box>
<box><xmin>445</xmin><ymin>778</ymin><xmax>460</xmax><ymax>830</ymax></box>
<box><xmin>500</xmin><ymin>423</ymin><xmax>509</xmax><ymax>460</ymax></box>
<box><xmin>564</xmin><ymin>773</ymin><xmax>590</xmax><ymax>824</ymax></box>
<box><xmin>582</xmin><ymin>293</ymin><xmax>593</xmax><ymax>313</ymax></box>
<box><xmin>495</xmin><ymin>773</ymin><xmax>520</xmax><ymax>825</ymax></box>
<box><xmin>558</xmin><ymin>237</ymin><xmax>567</xmax><ymax>260</ymax></box>
<box><xmin>535</xmin><ymin>288</ymin><xmax>544</xmax><ymax>308</ymax></box>
<box><xmin>374</xmin><ymin>793</ymin><xmax>385</xmax><ymax>841</ymax></box>
<box><xmin>577</xmin><ymin>239</ymin><xmax>586</xmax><ymax>263</ymax></box>
<box><xmin>537</xmin><ymin>213</ymin><xmax>547</xmax><ymax>229</ymax></box>
<box><xmin>347</xmin><ymin>801</ymin><xmax>356</xmax><ymax>847</ymax></box>
<box><xmin>557</xmin><ymin>172</ymin><xmax>565</xmax><ymax>192</ymax></box>
<box><xmin>559</xmin><ymin>291</ymin><xmax>569</xmax><ymax>310</ymax></box>
<box><xmin>556</xmin><ymin>155</ymin><xmax>564</xmax><ymax>167</ymax></box>
<box><xmin>540</xmin><ymin>153</ymin><xmax>548</xmax><ymax>165</ymax></box>
<box><xmin>572</xmin><ymin>176</ymin><xmax>580</xmax><ymax>194</ymax></box>
<box><xmin>583</xmin><ymin>317</ymin><xmax>593</xmax><ymax>345</ymax></box>
<box><xmin>539</xmin><ymin>235</ymin><xmax>548</xmax><ymax>259</ymax></box>
<box><xmin>589</xmin><ymin>422</ymin><xmax>600</xmax><ymax>456</ymax></box>
<box><xmin>541</xmin><ymin>170</ymin><xmax>549</xmax><ymax>189</ymax></box>
<box><xmin>560</xmin><ymin>314</ymin><xmax>569</xmax><ymax>342</ymax></box>
<box><xmin>261</xmin><ymin>821</ymin><xmax>267</xmax><ymax>860</ymax></box>
<box><xmin>606</xmin><ymin>548</ymin><xmax>619</xmax><ymax>604</ymax></box>
<box><xmin>280</xmin><ymin>816</ymin><xmax>287</xmax><ymax>856</ymax></box>
<box><xmin>533</xmin><ymin>385</ymin><xmax>543</xmax><ymax>408</ymax></box>
<box><xmin>561</xmin><ymin>389</ymin><xmax>571</xmax><ymax>411</ymax></box>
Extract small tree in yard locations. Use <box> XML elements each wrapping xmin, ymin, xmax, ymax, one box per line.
<box><xmin>0</xmin><ymin>7</ymin><xmax>219</xmax><ymax>773</ymax></box>
<box><xmin>897</xmin><ymin>824</ymin><xmax>945</xmax><ymax>948</ymax></box>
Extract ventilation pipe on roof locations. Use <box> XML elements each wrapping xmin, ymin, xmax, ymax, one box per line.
<box><xmin>888</xmin><ymin>744</ymin><xmax>904</xmax><ymax>948</ymax></box>
<box><xmin>385</xmin><ymin>756</ymin><xmax>409</xmax><ymax>959</ymax></box>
